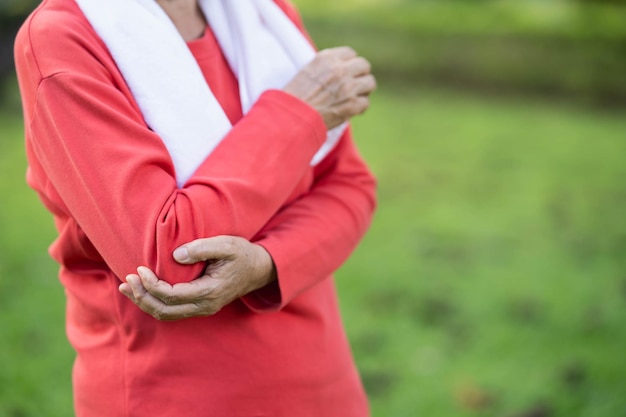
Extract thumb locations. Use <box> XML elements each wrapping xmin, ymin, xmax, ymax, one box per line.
<box><xmin>173</xmin><ymin>235</ymin><xmax>241</xmax><ymax>264</ymax></box>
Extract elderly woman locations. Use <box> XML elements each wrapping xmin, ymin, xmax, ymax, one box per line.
<box><xmin>14</xmin><ymin>0</ymin><xmax>376</xmax><ymax>415</ymax></box>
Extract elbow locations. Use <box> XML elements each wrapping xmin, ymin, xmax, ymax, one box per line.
<box><xmin>146</xmin><ymin>245</ymin><xmax>206</xmax><ymax>285</ymax></box>
<box><xmin>136</xmin><ymin>185</ymin><xmax>254</xmax><ymax>285</ymax></box>
<box><xmin>140</xmin><ymin>192</ymin><xmax>214</xmax><ymax>285</ymax></box>
<box><xmin>146</xmin><ymin>224</ymin><xmax>211</xmax><ymax>285</ymax></box>
<box><xmin>135</xmin><ymin>222</ymin><xmax>206</xmax><ymax>284</ymax></box>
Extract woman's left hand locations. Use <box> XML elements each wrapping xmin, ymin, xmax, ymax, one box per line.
<box><xmin>119</xmin><ymin>236</ymin><xmax>276</xmax><ymax>321</ymax></box>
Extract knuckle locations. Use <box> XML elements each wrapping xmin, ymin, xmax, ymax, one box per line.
<box><xmin>315</xmin><ymin>51</ymin><xmax>332</xmax><ymax>65</ymax></box>
<box><xmin>319</xmin><ymin>68</ymin><xmax>335</xmax><ymax>86</ymax></box>
<box><xmin>222</xmin><ymin>237</ymin><xmax>236</xmax><ymax>253</ymax></box>
<box><xmin>134</xmin><ymin>292</ymin><xmax>147</xmax><ymax>304</ymax></box>
<box><xmin>160</xmin><ymin>293</ymin><xmax>175</xmax><ymax>305</ymax></box>
<box><xmin>228</xmin><ymin>235</ymin><xmax>241</xmax><ymax>247</ymax></box>
<box><xmin>198</xmin><ymin>286</ymin><xmax>215</xmax><ymax>300</ymax></box>
<box><xmin>201</xmin><ymin>285</ymin><xmax>219</xmax><ymax>302</ymax></box>
<box><xmin>338</xmin><ymin>83</ymin><xmax>353</xmax><ymax>99</ymax></box>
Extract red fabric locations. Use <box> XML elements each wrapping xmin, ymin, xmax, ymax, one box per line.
<box><xmin>15</xmin><ymin>0</ymin><xmax>376</xmax><ymax>415</ymax></box>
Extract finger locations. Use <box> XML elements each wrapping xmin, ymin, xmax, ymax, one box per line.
<box><xmin>354</xmin><ymin>74</ymin><xmax>377</xmax><ymax>96</ymax></box>
<box><xmin>125</xmin><ymin>270</ymin><xmax>207</xmax><ymax>320</ymax></box>
<box><xmin>139</xmin><ymin>266</ymin><xmax>224</xmax><ymax>305</ymax></box>
<box><xmin>335</xmin><ymin>46</ymin><xmax>357</xmax><ymax>59</ymax></box>
<box><xmin>174</xmin><ymin>235</ymin><xmax>240</xmax><ymax>264</ymax></box>
<box><xmin>150</xmin><ymin>303</ymin><xmax>214</xmax><ymax>321</ymax></box>
<box><xmin>126</xmin><ymin>273</ymin><xmax>149</xmax><ymax>299</ymax></box>
<box><xmin>136</xmin><ymin>266</ymin><xmax>179</xmax><ymax>304</ymax></box>
<box><xmin>119</xmin><ymin>279</ymin><xmax>136</xmax><ymax>301</ymax></box>
<box><xmin>131</xmin><ymin>290</ymin><xmax>206</xmax><ymax>321</ymax></box>
<box><xmin>347</xmin><ymin>57</ymin><xmax>371</xmax><ymax>77</ymax></box>
<box><xmin>123</xmin><ymin>272</ymin><xmax>219</xmax><ymax>320</ymax></box>
<box><xmin>337</xmin><ymin>95</ymin><xmax>370</xmax><ymax>118</ymax></box>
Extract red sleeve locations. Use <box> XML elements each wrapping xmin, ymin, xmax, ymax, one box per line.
<box><xmin>17</xmin><ymin>10</ymin><xmax>327</xmax><ymax>285</ymax></box>
<box><xmin>237</xmin><ymin>1</ymin><xmax>377</xmax><ymax>312</ymax></box>
<box><xmin>242</xmin><ymin>127</ymin><xmax>377</xmax><ymax>312</ymax></box>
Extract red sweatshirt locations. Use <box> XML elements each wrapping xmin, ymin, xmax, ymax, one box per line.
<box><xmin>15</xmin><ymin>0</ymin><xmax>376</xmax><ymax>415</ymax></box>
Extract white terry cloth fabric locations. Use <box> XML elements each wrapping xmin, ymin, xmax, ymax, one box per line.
<box><xmin>74</xmin><ymin>0</ymin><xmax>346</xmax><ymax>187</ymax></box>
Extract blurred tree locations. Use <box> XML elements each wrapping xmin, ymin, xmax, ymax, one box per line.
<box><xmin>579</xmin><ymin>0</ymin><xmax>626</xmax><ymax>3</ymax></box>
<box><xmin>3</xmin><ymin>0</ymin><xmax>626</xmax><ymax>103</ymax></box>
<box><xmin>0</xmin><ymin>0</ymin><xmax>39</xmax><ymax>17</ymax></box>
<box><xmin>0</xmin><ymin>0</ymin><xmax>38</xmax><ymax>89</ymax></box>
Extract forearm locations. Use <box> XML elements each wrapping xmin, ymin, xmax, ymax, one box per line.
<box><xmin>242</xmin><ymin>130</ymin><xmax>377</xmax><ymax>312</ymax></box>
<box><xmin>30</xmin><ymin>74</ymin><xmax>326</xmax><ymax>285</ymax></box>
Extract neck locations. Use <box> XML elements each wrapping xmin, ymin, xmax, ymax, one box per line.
<box><xmin>156</xmin><ymin>0</ymin><xmax>207</xmax><ymax>41</ymax></box>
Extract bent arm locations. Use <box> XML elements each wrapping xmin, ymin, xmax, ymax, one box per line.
<box><xmin>29</xmin><ymin>72</ymin><xmax>326</xmax><ymax>285</ymax></box>
<box><xmin>118</xmin><ymin>127</ymin><xmax>376</xmax><ymax>317</ymax></box>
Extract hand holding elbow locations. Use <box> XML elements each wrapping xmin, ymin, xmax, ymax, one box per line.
<box><xmin>119</xmin><ymin>236</ymin><xmax>277</xmax><ymax>320</ymax></box>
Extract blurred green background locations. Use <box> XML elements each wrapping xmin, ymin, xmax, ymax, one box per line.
<box><xmin>1</xmin><ymin>0</ymin><xmax>625</xmax><ymax>416</ymax></box>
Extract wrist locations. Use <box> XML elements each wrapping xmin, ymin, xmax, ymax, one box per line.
<box><xmin>252</xmin><ymin>243</ymin><xmax>277</xmax><ymax>291</ymax></box>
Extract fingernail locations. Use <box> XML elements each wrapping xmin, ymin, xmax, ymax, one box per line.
<box><xmin>173</xmin><ymin>246</ymin><xmax>189</xmax><ymax>262</ymax></box>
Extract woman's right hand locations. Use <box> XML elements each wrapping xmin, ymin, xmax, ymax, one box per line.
<box><xmin>283</xmin><ymin>46</ymin><xmax>377</xmax><ymax>130</ymax></box>
<box><xmin>119</xmin><ymin>236</ymin><xmax>277</xmax><ymax>320</ymax></box>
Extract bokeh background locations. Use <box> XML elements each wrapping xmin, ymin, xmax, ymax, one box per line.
<box><xmin>1</xmin><ymin>0</ymin><xmax>625</xmax><ymax>416</ymax></box>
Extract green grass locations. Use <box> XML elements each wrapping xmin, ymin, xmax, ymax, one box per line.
<box><xmin>339</xmin><ymin>87</ymin><xmax>626</xmax><ymax>416</ymax></box>
<box><xmin>0</xmin><ymin>83</ymin><xmax>73</xmax><ymax>416</ymax></box>
<box><xmin>1</xmin><ymin>77</ymin><xmax>625</xmax><ymax>416</ymax></box>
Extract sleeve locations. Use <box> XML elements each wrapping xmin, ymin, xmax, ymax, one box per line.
<box><xmin>241</xmin><ymin>126</ymin><xmax>377</xmax><ymax>312</ymax></box>
<box><xmin>27</xmin><ymin>70</ymin><xmax>327</xmax><ymax>285</ymax></box>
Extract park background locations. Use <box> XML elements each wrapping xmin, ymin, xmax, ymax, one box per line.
<box><xmin>1</xmin><ymin>0</ymin><xmax>625</xmax><ymax>416</ymax></box>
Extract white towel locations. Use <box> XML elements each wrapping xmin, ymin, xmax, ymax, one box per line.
<box><xmin>74</xmin><ymin>0</ymin><xmax>345</xmax><ymax>187</ymax></box>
